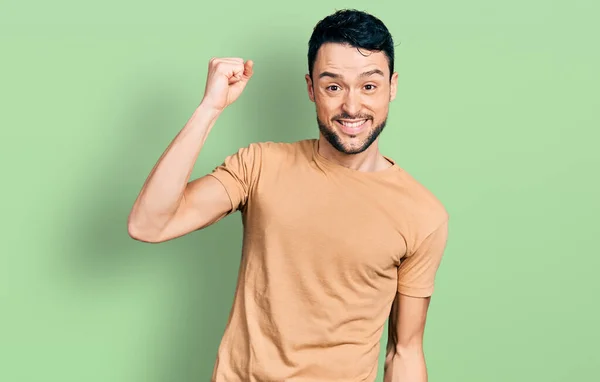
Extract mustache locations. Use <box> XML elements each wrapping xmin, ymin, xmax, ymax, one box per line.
<box><xmin>331</xmin><ymin>112</ymin><xmax>373</xmax><ymax>121</ymax></box>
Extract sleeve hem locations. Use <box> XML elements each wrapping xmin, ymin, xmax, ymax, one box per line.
<box><xmin>397</xmin><ymin>285</ymin><xmax>434</xmax><ymax>298</ymax></box>
<box><xmin>206</xmin><ymin>173</ymin><xmax>237</xmax><ymax>213</ymax></box>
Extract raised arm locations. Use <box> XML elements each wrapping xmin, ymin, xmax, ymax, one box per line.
<box><xmin>127</xmin><ymin>57</ymin><xmax>254</xmax><ymax>243</ymax></box>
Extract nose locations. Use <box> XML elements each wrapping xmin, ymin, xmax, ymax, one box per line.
<box><xmin>342</xmin><ymin>90</ymin><xmax>361</xmax><ymax>117</ymax></box>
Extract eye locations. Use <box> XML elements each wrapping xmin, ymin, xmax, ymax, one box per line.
<box><xmin>326</xmin><ymin>85</ymin><xmax>340</xmax><ymax>91</ymax></box>
<box><xmin>364</xmin><ymin>84</ymin><xmax>377</xmax><ymax>91</ymax></box>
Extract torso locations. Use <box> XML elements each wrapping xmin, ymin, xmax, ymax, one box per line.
<box><xmin>210</xmin><ymin>139</ymin><xmax>447</xmax><ymax>381</ymax></box>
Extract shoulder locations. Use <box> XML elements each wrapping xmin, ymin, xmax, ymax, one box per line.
<box><xmin>406</xmin><ymin>171</ymin><xmax>448</xmax><ymax>217</ymax></box>
<box><xmin>253</xmin><ymin>139</ymin><xmax>314</xmax><ymax>153</ymax></box>
<box><xmin>394</xmin><ymin>168</ymin><xmax>450</xmax><ymax>243</ymax></box>
<box><xmin>239</xmin><ymin>139</ymin><xmax>315</xmax><ymax>163</ymax></box>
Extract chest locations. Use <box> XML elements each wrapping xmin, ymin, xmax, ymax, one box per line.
<box><xmin>245</xmin><ymin>169</ymin><xmax>407</xmax><ymax>279</ymax></box>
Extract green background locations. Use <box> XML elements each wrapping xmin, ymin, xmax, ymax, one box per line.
<box><xmin>1</xmin><ymin>0</ymin><xmax>599</xmax><ymax>381</ymax></box>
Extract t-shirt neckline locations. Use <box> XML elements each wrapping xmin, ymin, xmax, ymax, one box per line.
<box><xmin>311</xmin><ymin>139</ymin><xmax>403</xmax><ymax>177</ymax></box>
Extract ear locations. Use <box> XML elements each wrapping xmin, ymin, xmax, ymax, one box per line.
<box><xmin>305</xmin><ymin>74</ymin><xmax>315</xmax><ymax>103</ymax></box>
<box><xmin>389</xmin><ymin>72</ymin><xmax>399</xmax><ymax>102</ymax></box>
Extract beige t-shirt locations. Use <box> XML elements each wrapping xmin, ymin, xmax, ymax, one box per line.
<box><xmin>208</xmin><ymin>139</ymin><xmax>449</xmax><ymax>382</ymax></box>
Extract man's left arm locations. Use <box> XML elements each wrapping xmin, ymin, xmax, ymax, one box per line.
<box><xmin>383</xmin><ymin>293</ymin><xmax>430</xmax><ymax>382</ymax></box>
<box><xmin>384</xmin><ymin>218</ymin><xmax>450</xmax><ymax>382</ymax></box>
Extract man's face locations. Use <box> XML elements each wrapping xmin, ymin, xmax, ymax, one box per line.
<box><xmin>306</xmin><ymin>42</ymin><xmax>398</xmax><ymax>155</ymax></box>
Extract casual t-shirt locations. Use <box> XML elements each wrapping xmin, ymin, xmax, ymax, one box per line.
<box><xmin>207</xmin><ymin>139</ymin><xmax>449</xmax><ymax>382</ymax></box>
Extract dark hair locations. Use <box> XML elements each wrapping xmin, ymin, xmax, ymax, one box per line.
<box><xmin>307</xmin><ymin>9</ymin><xmax>395</xmax><ymax>80</ymax></box>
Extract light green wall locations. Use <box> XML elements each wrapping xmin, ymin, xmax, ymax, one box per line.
<box><xmin>1</xmin><ymin>1</ymin><xmax>599</xmax><ymax>381</ymax></box>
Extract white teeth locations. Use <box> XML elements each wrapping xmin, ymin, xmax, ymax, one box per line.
<box><xmin>340</xmin><ymin>120</ymin><xmax>366</xmax><ymax>128</ymax></box>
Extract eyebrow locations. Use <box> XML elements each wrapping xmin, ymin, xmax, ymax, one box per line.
<box><xmin>359</xmin><ymin>69</ymin><xmax>385</xmax><ymax>78</ymax></box>
<box><xmin>318</xmin><ymin>71</ymin><xmax>341</xmax><ymax>79</ymax></box>
<box><xmin>318</xmin><ymin>69</ymin><xmax>385</xmax><ymax>79</ymax></box>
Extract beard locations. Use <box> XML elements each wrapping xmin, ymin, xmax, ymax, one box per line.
<box><xmin>317</xmin><ymin>112</ymin><xmax>387</xmax><ymax>155</ymax></box>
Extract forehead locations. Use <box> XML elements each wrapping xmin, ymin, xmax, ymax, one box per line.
<box><xmin>313</xmin><ymin>42</ymin><xmax>389</xmax><ymax>78</ymax></box>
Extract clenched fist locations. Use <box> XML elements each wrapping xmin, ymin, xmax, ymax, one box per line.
<box><xmin>201</xmin><ymin>57</ymin><xmax>254</xmax><ymax>112</ymax></box>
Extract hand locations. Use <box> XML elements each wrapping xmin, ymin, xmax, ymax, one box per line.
<box><xmin>201</xmin><ymin>57</ymin><xmax>254</xmax><ymax>112</ymax></box>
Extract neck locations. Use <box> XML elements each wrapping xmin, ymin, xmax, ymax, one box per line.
<box><xmin>317</xmin><ymin>136</ymin><xmax>391</xmax><ymax>172</ymax></box>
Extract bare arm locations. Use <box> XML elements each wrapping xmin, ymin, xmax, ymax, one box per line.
<box><xmin>127</xmin><ymin>58</ymin><xmax>254</xmax><ymax>243</ymax></box>
<box><xmin>384</xmin><ymin>293</ymin><xmax>431</xmax><ymax>382</ymax></box>
<box><xmin>127</xmin><ymin>104</ymin><xmax>227</xmax><ymax>243</ymax></box>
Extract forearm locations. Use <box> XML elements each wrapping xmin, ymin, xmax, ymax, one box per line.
<box><xmin>384</xmin><ymin>347</ymin><xmax>427</xmax><ymax>382</ymax></box>
<box><xmin>127</xmin><ymin>102</ymin><xmax>221</xmax><ymax>237</ymax></box>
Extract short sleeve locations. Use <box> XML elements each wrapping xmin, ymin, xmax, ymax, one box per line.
<box><xmin>397</xmin><ymin>219</ymin><xmax>449</xmax><ymax>297</ymax></box>
<box><xmin>207</xmin><ymin>143</ymin><xmax>262</xmax><ymax>213</ymax></box>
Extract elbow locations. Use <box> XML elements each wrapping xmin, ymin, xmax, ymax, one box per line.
<box><xmin>387</xmin><ymin>336</ymin><xmax>424</xmax><ymax>359</ymax></box>
<box><xmin>127</xmin><ymin>225</ymin><xmax>144</xmax><ymax>242</ymax></box>
<box><xmin>394</xmin><ymin>342</ymin><xmax>425</xmax><ymax>359</ymax></box>
<box><xmin>127</xmin><ymin>222</ymin><xmax>149</xmax><ymax>242</ymax></box>
<box><xmin>127</xmin><ymin>216</ymin><xmax>162</xmax><ymax>243</ymax></box>
<box><xmin>128</xmin><ymin>226</ymin><xmax>161</xmax><ymax>243</ymax></box>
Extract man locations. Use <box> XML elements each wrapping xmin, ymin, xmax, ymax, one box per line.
<box><xmin>128</xmin><ymin>9</ymin><xmax>449</xmax><ymax>382</ymax></box>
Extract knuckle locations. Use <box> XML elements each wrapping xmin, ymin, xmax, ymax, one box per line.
<box><xmin>216</xmin><ymin>63</ymin><xmax>230</xmax><ymax>73</ymax></box>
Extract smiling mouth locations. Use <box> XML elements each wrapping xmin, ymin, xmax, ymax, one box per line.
<box><xmin>337</xmin><ymin>119</ymin><xmax>368</xmax><ymax>128</ymax></box>
<box><xmin>335</xmin><ymin>118</ymin><xmax>371</xmax><ymax>136</ymax></box>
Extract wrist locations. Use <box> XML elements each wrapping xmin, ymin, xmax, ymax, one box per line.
<box><xmin>197</xmin><ymin>99</ymin><xmax>225</xmax><ymax>118</ymax></box>
<box><xmin>196</xmin><ymin>101</ymin><xmax>224</xmax><ymax>119</ymax></box>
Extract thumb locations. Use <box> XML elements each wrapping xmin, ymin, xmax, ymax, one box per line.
<box><xmin>242</xmin><ymin>60</ymin><xmax>254</xmax><ymax>80</ymax></box>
